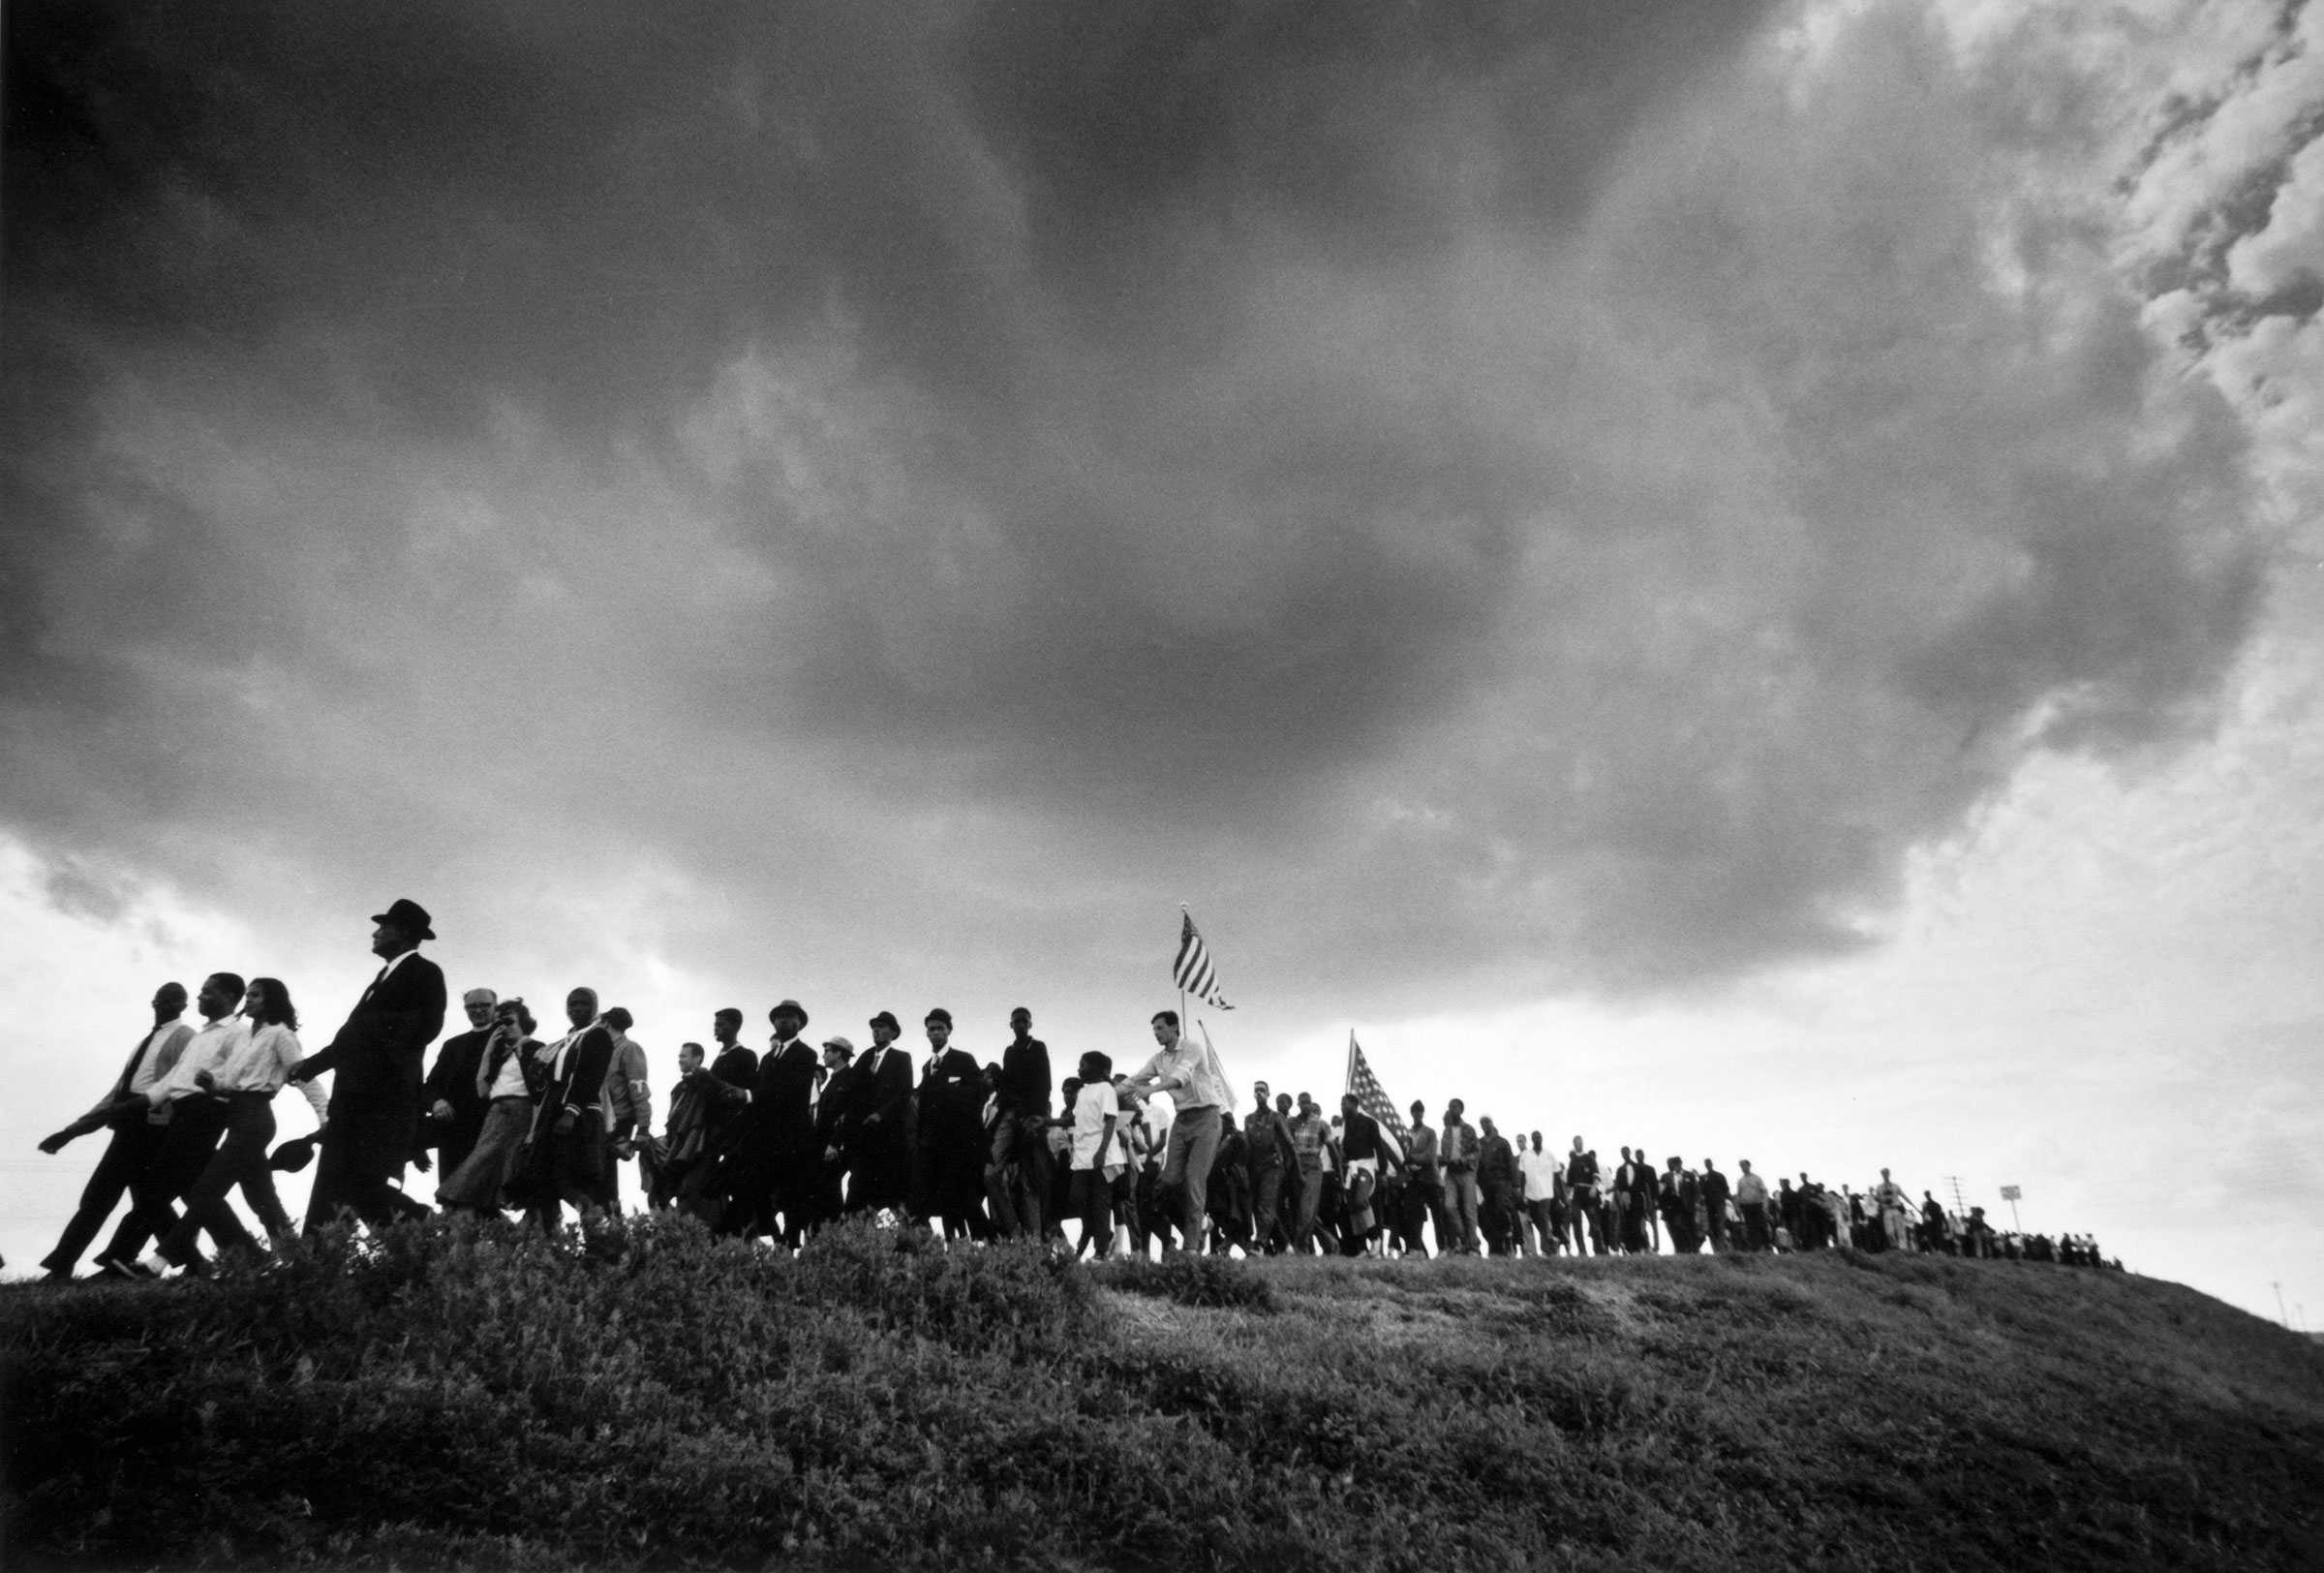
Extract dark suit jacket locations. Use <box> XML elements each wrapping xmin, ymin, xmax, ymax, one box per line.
<box><xmin>856</xmin><ymin>1045</ymin><xmax>914</xmax><ymax>1132</ymax></box>
<box><xmin>916</xmin><ymin>1047</ymin><xmax>983</xmax><ymax>1148</ymax></box>
<box><xmin>814</xmin><ymin>1062</ymin><xmax>859</xmax><ymax>1153</ymax></box>
<box><xmin>417</xmin><ymin>1028</ymin><xmax>491</xmax><ymax>1173</ymax></box>
<box><xmin>298</xmin><ymin>950</ymin><xmax>447</xmax><ymax>1180</ymax></box>
<box><xmin>541</xmin><ymin>1025</ymin><xmax>615</xmax><ymax>1114</ymax></box>
<box><xmin>753</xmin><ymin>1038</ymin><xmax>819</xmax><ymax>1157</ymax></box>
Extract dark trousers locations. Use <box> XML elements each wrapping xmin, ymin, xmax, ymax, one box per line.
<box><xmin>1481</xmin><ymin>1182</ymin><xmax>1517</xmax><ymax>1255</ymax></box>
<box><xmin>845</xmin><ymin>1133</ymin><xmax>909</xmax><ymax>1217</ymax></box>
<box><xmin>145</xmin><ymin>1098</ymin><xmax>232</xmax><ymax>1244</ymax></box>
<box><xmin>160</xmin><ymin>1094</ymin><xmax>290</xmax><ymax>1264</ymax></box>
<box><xmin>1249</xmin><ymin>1163</ymin><xmax>1287</xmax><ymax>1254</ymax></box>
<box><xmin>527</xmin><ymin>1112</ymin><xmax>609</xmax><ymax>1236</ymax></box>
<box><xmin>1705</xmin><ymin>1205</ymin><xmax>1729</xmax><ymax>1251</ymax></box>
<box><xmin>1071</xmin><ymin>1167</ymin><xmax>1113</xmax><ymax>1258</ymax></box>
<box><xmin>43</xmin><ymin>1121</ymin><xmax>177</xmax><ymax>1274</ymax></box>
<box><xmin>984</xmin><ymin>1112</ymin><xmax>1052</xmax><ymax>1239</ymax></box>
<box><xmin>306</xmin><ymin>1129</ymin><xmax>431</xmax><ymax>1236</ymax></box>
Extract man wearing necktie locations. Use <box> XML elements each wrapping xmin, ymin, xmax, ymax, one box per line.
<box><xmin>35</xmin><ymin>981</ymin><xmax>199</xmax><ymax>1279</ymax></box>
<box><xmin>845</xmin><ymin>1011</ymin><xmax>914</xmax><ymax>1218</ymax></box>
<box><xmin>290</xmin><ymin>898</ymin><xmax>447</xmax><ymax>1234</ymax></box>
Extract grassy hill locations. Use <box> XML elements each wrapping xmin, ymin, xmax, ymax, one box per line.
<box><xmin>4</xmin><ymin>1218</ymin><xmax>2320</xmax><ymax>1571</ymax></box>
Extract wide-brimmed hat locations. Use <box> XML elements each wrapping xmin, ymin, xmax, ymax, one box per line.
<box><xmin>869</xmin><ymin>1010</ymin><xmax>901</xmax><ymax>1033</ymax></box>
<box><xmin>369</xmin><ymin>898</ymin><xmax>436</xmax><ymax>941</ymax></box>
<box><xmin>769</xmin><ymin>999</ymin><xmax>809</xmax><ymax>1028</ymax></box>
<box><xmin>822</xmin><ymin>1034</ymin><xmax>856</xmax><ymax>1056</ymax></box>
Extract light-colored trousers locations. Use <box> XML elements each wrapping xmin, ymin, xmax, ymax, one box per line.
<box><xmin>1159</xmin><ymin>1105</ymin><xmax>1222</xmax><ymax>1249</ymax></box>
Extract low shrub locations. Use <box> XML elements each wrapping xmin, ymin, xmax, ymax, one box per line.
<box><xmin>1092</xmin><ymin>1250</ymin><xmax>1278</xmax><ymax>1311</ymax></box>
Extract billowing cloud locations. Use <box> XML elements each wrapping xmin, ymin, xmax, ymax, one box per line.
<box><xmin>0</xmin><ymin>0</ymin><xmax>2289</xmax><ymax>1009</ymax></box>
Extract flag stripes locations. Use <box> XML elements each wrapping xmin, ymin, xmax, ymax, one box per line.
<box><xmin>1173</xmin><ymin>910</ymin><xmax>1233</xmax><ymax>1010</ymax></box>
<box><xmin>1346</xmin><ymin>1033</ymin><xmax>1409</xmax><ymax>1162</ymax></box>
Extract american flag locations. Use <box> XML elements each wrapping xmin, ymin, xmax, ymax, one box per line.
<box><xmin>1172</xmin><ymin>908</ymin><xmax>1233</xmax><ymax>1010</ymax></box>
<box><xmin>1344</xmin><ymin>1032</ymin><xmax>1408</xmax><ymax>1162</ymax></box>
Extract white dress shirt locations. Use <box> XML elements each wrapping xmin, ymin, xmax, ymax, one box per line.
<box><xmin>210</xmin><ymin>1021</ymin><xmax>332</xmax><ymax>1123</ymax></box>
<box><xmin>146</xmin><ymin>1017</ymin><xmax>248</xmax><ymax>1105</ymax></box>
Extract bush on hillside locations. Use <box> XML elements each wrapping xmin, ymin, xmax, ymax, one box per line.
<box><xmin>1092</xmin><ymin>1250</ymin><xmax>1278</xmax><ymax>1311</ymax></box>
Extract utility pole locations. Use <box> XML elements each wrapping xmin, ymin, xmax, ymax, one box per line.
<box><xmin>2276</xmin><ymin>1281</ymin><xmax>2291</xmax><ymax>1329</ymax></box>
<box><xmin>1943</xmin><ymin>1175</ymin><xmax>1969</xmax><ymax>1218</ymax></box>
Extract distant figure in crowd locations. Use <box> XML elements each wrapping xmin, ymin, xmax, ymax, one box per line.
<box><xmin>1440</xmin><ymin>1099</ymin><xmax>1481</xmax><ymax>1254</ymax></box>
<box><xmin>1700</xmin><ymin>1159</ymin><xmax>1730</xmax><ymax>1252</ymax></box>
<box><xmin>1658</xmin><ymin>1157</ymin><xmax>1699</xmax><ymax>1254</ymax></box>
<box><xmin>36</xmin><ymin>981</ymin><xmax>198</xmax><ymax>1280</ymax></box>
<box><xmin>810</xmin><ymin>1034</ymin><xmax>858</xmax><ymax>1229</ymax></box>
<box><xmin>1126</xmin><ymin>1010</ymin><xmax>1232</xmax><ymax>1253</ymax></box>
<box><xmin>1476</xmin><ymin>1116</ymin><xmax>1518</xmax><ymax>1256</ymax></box>
<box><xmin>1629</xmin><ymin>1147</ymin><xmax>1665</xmax><ymax>1253</ymax></box>
<box><xmin>598</xmin><ymin>1007</ymin><xmax>653</xmax><ymax>1208</ymax></box>
<box><xmin>1736</xmin><ymin>1159</ymin><xmax>1771</xmax><ymax>1250</ymax></box>
<box><xmin>1245</xmin><ymin>1081</ymin><xmax>1294</xmax><ymax>1255</ymax></box>
<box><xmin>1566</xmin><ymin>1138</ymin><xmax>1605</xmax><ymax>1256</ymax></box>
<box><xmin>1397</xmin><ymin>1102</ymin><xmax>1443</xmax><ymax>1257</ymax></box>
<box><xmin>986</xmin><ymin>1008</ymin><xmax>1053</xmax><ymax>1240</ymax></box>
<box><xmin>646</xmin><ymin>1037</ymin><xmax>745</xmax><ymax>1217</ymax></box>
<box><xmin>1286</xmin><ymin>1094</ymin><xmax>1329</xmax><ymax>1251</ymax></box>
<box><xmin>1521</xmin><ymin>1132</ymin><xmax>1562</xmax><ymax>1256</ymax></box>
<box><xmin>1336</xmin><ymin>1093</ymin><xmax>1399</xmax><ymax>1258</ymax></box>
<box><xmin>416</xmin><ymin>987</ymin><xmax>496</xmax><ymax>1186</ymax></box>
<box><xmin>290</xmin><ymin>899</ymin><xmax>446</xmax><ymax>1233</ymax></box>
<box><xmin>1874</xmin><ymin>1168</ymin><xmax>1911</xmax><ymax>1251</ymax></box>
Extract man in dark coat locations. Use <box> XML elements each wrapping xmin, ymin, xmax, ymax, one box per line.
<box><xmin>846</xmin><ymin>1011</ymin><xmax>914</xmax><ymax>1217</ymax></box>
<box><xmin>749</xmin><ymin>1001</ymin><xmax>818</xmax><ymax>1246</ymax></box>
<box><xmin>414</xmin><ymin>987</ymin><xmax>497</xmax><ymax>1188</ymax></box>
<box><xmin>984</xmin><ymin>1007</ymin><xmax>1053</xmax><ymax>1239</ymax></box>
<box><xmin>523</xmin><ymin>987</ymin><xmax>617</xmax><ymax>1235</ymax></box>
<box><xmin>292</xmin><ymin>899</ymin><xmax>447</xmax><ymax>1234</ymax></box>
<box><xmin>1699</xmin><ymin>1158</ymin><xmax>1732</xmax><ymax>1252</ymax></box>
<box><xmin>811</xmin><ymin>1035</ymin><xmax>859</xmax><ymax>1226</ymax></box>
<box><xmin>913</xmin><ymin>1007</ymin><xmax>985</xmax><ymax>1237</ymax></box>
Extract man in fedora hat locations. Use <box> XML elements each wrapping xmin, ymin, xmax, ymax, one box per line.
<box><xmin>747</xmin><ymin>1000</ymin><xmax>818</xmax><ymax>1246</ymax></box>
<box><xmin>291</xmin><ymin>898</ymin><xmax>447</xmax><ymax>1233</ymax></box>
<box><xmin>846</xmin><ymin>1011</ymin><xmax>913</xmax><ymax>1218</ymax></box>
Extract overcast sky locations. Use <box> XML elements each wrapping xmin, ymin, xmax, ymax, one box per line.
<box><xmin>3</xmin><ymin>0</ymin><xmax>2319</xmax><ymax>1323</ymax></box>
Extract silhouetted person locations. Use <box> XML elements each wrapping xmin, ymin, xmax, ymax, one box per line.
<box><xmin>36</xmin><ymin>981</ymin><xmax>198</xmax><ymax>1280</ymax></box>
<box><xmin>521</xmin><ymin>989</ymin><xmax>617</xmax><ymax>1234</ymax></box>
<box><xmin>749</xmin><ymin>1001</ymin><xmax>818</xmax><ymax>1246</ymax></box>
<box><xmin>847</xmin><ymin>1012</ymin><xmax>914</xmax><ymax>1217</ymax></box>
<box><xmin>1700</xmin><ymin>1158</ymin><xmax>1730</xmax><ymax>1252</ymax></box>
<box><xmin>416</xmin><ymin>988</ymin><xmax>497</xmax><ymax>1188</ymax></box>
<box><xmin>292</xmin><ymin>899</ymin><xmax>446</xmax><ymax>1233</ymax></box>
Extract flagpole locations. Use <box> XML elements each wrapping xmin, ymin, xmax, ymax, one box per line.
<box><xmin>1177</xmin><ymin>903</ymin><xmax>1189</xmax><ymax>1032</ymax></box>
<box><xmin>1344</xmin><ymin>1030</ymin><xmax>1356</xmax><ymax>1100</ymax></box>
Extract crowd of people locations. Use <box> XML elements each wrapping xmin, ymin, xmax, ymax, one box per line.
<box><xmin>27</xmin><ymin>898</ymin><xmax>2123</xmax><ymax>1280</ymax></box>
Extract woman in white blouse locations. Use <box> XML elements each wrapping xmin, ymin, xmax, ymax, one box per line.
<box><xmin>151</xmin><ymin>976</ymin><xmax>329</xmax><ymax>1268</ymax></box>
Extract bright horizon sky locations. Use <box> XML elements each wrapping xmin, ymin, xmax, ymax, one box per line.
<box><xmin>4</xmin><ymin>0</ymin><xmax>2320</xmax><ymax>1326</ymax></box>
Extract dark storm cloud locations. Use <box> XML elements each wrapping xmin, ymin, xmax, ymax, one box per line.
<box><xmin>0</xmin><ymin>1</ymin><xmax>2272</xmax><ymax>1004</ymax></box>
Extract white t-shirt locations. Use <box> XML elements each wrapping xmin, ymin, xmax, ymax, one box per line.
<box><xmin>1071</xmin><ymin>1078</ymin><xmax>1121</xmax><ymax>1171</ymax></box>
